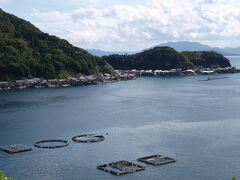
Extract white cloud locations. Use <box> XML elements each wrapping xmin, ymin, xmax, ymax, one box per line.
<box><xmin>0</xmin><ymin>0</ymin><xmax>10</xmax><ymax>4</ymax></box>
<box><xmin>70</xmin><ymin>0</ymin><xmax>101</xmax><ymax>3</ymax></box>
<box><xmin>30</xmin><ymin>0</ymin><xmax>240</xmax><ymax>51</ymax></box>
<box><xmin>31</xmin><ymin>10</ymin><xmax>71</xmax><ymax>22</ymax></box>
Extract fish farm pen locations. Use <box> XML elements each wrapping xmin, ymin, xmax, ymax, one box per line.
<box><xmin>72</xmin><ymin>134</ymin><xmax>105</xmax><ymax>143</ymax></box>
<box><xmin>34</xmin><ymin>139</ymin><xmax>69</xmax><ymax>149</ymax></box>
<box><xmin>137</xmin><ymin>154</ymin><xmax>176</xmax><ymax>166</ymax></box>
<box><xmin>0</xmin><ymin>135</ymin><xmax>177</xmax><ymax>177</ymax></box>
<box><xmin>0</xmin><ymin>144</ymin><xmax>32</xmax><ymax>154</ymax></box>
<box><xmin>97</xmin><ymin>160</ymin><xmax>145</xmax><ymax>176</ymax></box>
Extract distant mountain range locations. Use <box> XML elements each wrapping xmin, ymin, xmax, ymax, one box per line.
<box><xmin>86</xmin><ymin>49</ymin><xmax>136</xmax><ymax>57</ymax></box>
<box><xmin>157</xmin><ymin>41</ymin><xmax>240</xmax><ymax>56</ymax></box>
<box><xmin>86</xmin><ymin>41</ymin><xmax>240</xmax><ymax>56</ymax></box>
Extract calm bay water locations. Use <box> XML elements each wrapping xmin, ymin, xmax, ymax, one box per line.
<box><xmin>0</xmin><ymin>57</ymin><xmax>240</xmax><ymax>180</ymax></box>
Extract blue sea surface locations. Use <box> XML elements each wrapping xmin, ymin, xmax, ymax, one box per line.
<box><xmin>0</xmin><ymin>57</ymin><xmax>240</xmax><ymax>180</ymax></box>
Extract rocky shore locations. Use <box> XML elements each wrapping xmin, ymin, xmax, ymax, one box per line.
<box><xmin>119</xmin><ymin>67</ymin><xmax>240</xmax><ymax>76</ymax></box>
<box><xmin>0</xmin><ymin>72</ymin><xmax>136</xmax><ymax>91</ymax></box>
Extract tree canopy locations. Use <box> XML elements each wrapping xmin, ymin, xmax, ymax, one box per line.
<box><xmin>181</xmin><ymin>51</ymin><xmax>231</xmax><ymax>68</ymax></box>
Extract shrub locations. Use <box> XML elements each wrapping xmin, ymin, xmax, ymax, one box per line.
<box><xmin>0</xmin><ymin>171</ymin><xmax>12</xmax><ymax>180</ymax></box>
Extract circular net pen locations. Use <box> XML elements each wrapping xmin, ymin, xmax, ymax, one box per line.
<box><xmin>72</xmin><ymin>134</ymin><xmax>105</xmax><ymax>143</ymax></box>
<box><xmin>34</xmin><ymin>139</ymin><xmax>69</xmax><ymax>149</ymax></box>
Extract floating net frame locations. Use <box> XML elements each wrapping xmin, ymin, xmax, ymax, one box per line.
<box><xmin>97</xmin><ymin>160</ymin><xmax>145</xmax><ymax>176</ymax></box>
<box><xmin>0</xmin><ymin>144</ymin><xmax>32</xmax><ymax>154</ymax></box>
<box><xmin>34</xmin><ymin>139</ymin><xmax>69</xmax><ymax>149</ymax></box>
<box><xmin>137</xmin><ymin>154</ymin><xmax>176</xmax><ymax>166</ymax></box>
<box><xmin>72</xmin><ymin>134</ymin><xmax>105</xmax><ymax>143</ymax></box>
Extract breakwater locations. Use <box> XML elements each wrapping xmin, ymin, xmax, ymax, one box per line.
<box><xmin>0</xmin><ymin>72</ymin><xmax>136</xmax><ymax>91</ymax></box>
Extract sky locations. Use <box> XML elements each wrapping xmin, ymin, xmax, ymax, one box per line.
<box><xmin>0</xmin><ymin>0</ymin><xmax>240</xmax><ymax>51</ymax></box>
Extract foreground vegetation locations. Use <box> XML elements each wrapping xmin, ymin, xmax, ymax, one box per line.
<box><xmin>0</xmin><ymin>169</ymin><xmax>238</xmax><ymax>180</ymax></box>
<box><xmin>0</xmin><ymin>8</ymin><xmax>113</xmax><ymax>81</ymax></box>
<box><xmin>103</xmin><ymin>47</ymin><xmax>231</xmax><ymax>70</ymax></box>
<box><xmin>0</xmin><ymin>171</ymin><xmax>12</xmax><ymax>180</ymax></box>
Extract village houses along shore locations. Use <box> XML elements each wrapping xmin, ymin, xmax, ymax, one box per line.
<box><xmin>0</xmin><ymin>67</ymin><xmax>239</xmax><ymax>91</ymax></box>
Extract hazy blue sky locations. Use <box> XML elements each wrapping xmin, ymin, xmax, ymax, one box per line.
<box><xmin>0</xmin><ymin>0</ymin><xmax>240</xmax><ymax>51</ymax></box>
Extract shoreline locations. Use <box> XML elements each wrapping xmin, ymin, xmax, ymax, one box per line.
<box><xmin>0</xmin><ymin>72</ymin><xmax>136</xmax><ymax>91</ymax></box>
<box><xmin>119</xmin><ymin>67</ymin><xmax>240</xmax><ymax>76</ymax></box>
<box><xmin>1</xmin><ymin>67</ymin><xmax>239</xmax><ymax>91</ymax></box>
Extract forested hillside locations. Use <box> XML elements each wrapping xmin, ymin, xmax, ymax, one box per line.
<box><xmin>103</xmin><ymin>47</ymin><xmax>231</xmax><ymax>70</ymax></box>
<box><xmin>181</xmin><ymin>51</ymin><xmax>231</xmax><ymax>68</ymax></box>
<box><xmin>0</xmin><ymin>8</ymin><xmax>113</xmax><ymax>81</ymax></box>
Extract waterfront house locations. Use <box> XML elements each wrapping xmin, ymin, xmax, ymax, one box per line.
<box><xmin>200</xmin><ymin>70</ymin><xmax>214</xmax><ymax>75</ymax></box>
<box><xmin>95</xmin><ymin>74</ymin><xmax>105</xmax><ymax>82</ymax></box>
<box><xmin>47</xmin><ymin>79</ymin><xmax>59</xmax><ymax>87</ymax></box>
<box><xmin>0</xmin><ymin>82</ymin><xmax>8</xmax><ymax>90</ymax></box>
<box><xmin>183</xmin><ymin>69</ymin><xmax>196</xmax><ymax>75</ymax></box>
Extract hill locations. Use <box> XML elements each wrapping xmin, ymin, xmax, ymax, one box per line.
<box><xmin>103</xmin><ymin>47</ymin><xmax>195</xmax><ymax>70</ymax></box>
<box><xmin>0</xmin><ymin>9</ymin><xmax>113</xmax><ymax>81</ymax></box>
<box><xmin>181</xmin><ymin>51</ymin><xmax>231</xmax><ymax>68</ymax></box>
<box><xmin>222</xmin><ymin>47</ymin><xmax>240</xmax><ymax>55</ymax></box>
<box><xmin>103</xmin><ymin>47</ymin><xmax>231</xmax><ymax>70</ymax></box>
